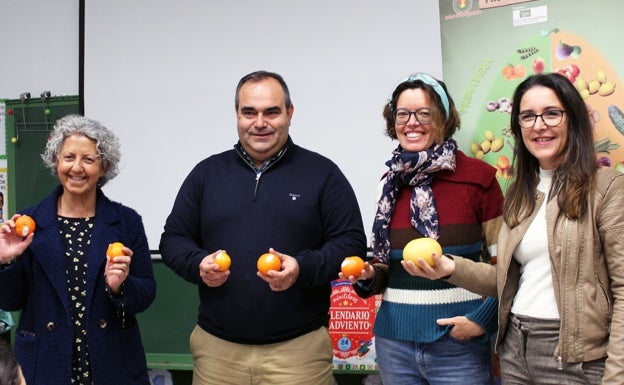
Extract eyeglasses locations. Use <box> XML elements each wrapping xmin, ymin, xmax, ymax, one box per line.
<box><xmin>518</xmin><ymin>109</ymin><xmax>565</xmax><ymax>128</ymax></box>
<box><xmin>394</xmin><ymin>108</ymin><xmax>432</xmax><ymax>125</ymax></box>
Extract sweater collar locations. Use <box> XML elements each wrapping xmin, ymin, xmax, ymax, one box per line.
<box><xmin>234</xmin><ymin>136</ymin><xmax>293</xmax><ymax>172</ymax></box>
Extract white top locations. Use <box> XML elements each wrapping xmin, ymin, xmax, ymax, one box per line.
<box><xmin>511</xmin><ymin>168</ymin><xmax>560</xmax><ymax>320</ymax></box>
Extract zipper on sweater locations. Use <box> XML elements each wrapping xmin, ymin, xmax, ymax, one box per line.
<box><xmin>557</xmin><ymin>356</ymin><xmax>563</xmax><ymax>370</ymax></box>
<box><xmin>236</xmin><ymin>146</ymin><xmax>288</xmax><ymax>202</ymax></box>
<box><xmin>235</xmin><ymin>153</ymin><xmax>263</xmax><ymax>202</ymax></box>
<box><xmin>251</xmin><ymin>159</ymin><xmax>281</xmax><ymax>201</ymax></box>
<box><xmin>253</xmin><ymin>172</ymin><xmax>262</xmax><ymax>201</ymax></box>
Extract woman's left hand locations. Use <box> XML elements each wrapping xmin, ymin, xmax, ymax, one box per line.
<box><xmin>105</xmin><ymin>246</ymin><xmax>132</xmax><ymax>295</ymax></box>
<box><xmin>437</xmin><ymin>316</ymin><xmax>485</xmax><ymax>340</ymax></box>
<box><xmin>401</xmin><ymin>253</ymin><xmax>455</xmax><ymax>279</ymax></box>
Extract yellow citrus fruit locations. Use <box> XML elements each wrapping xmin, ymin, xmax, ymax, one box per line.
<box><xmin>15</xmin><ymin>215</ymin><xmax>36</xmax><ymax>237</ymax></box>
<box><xmin>341</xmin><ymin>256</ymin><xmax>365</xmax><ymax>278</ymax></box>
<box><xmin>214</xmin><ymin>252</ymin><xmax>231</xmax><ymax>271</ymax></box>
<box><xmin>402</xmin><ymin>238</ymin><xmax>443</xmax><ymax>267</ymax></box>
<box><xmin>257</xmin><ymin>253</ymin><xmax>281</xmax><ymax>275</ymax></box>
<box><xmin>106</xmin><ymin>242</ymin><xmax>125</xmax><ymax>261</ymax></box>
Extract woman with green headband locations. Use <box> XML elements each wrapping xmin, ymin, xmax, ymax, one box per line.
<box><xmin>341</xmin><ymin>73</ymin><xmax>503</xmax><ymax>384</ymax></box>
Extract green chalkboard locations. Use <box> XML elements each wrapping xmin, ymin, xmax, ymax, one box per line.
<box><xmin>5</xmin><ymin>95</ymin><xmax>80</xmax><ymax>215</ymax></box>
<box><xmin>138</xmin><ymin>259</ymin><xmax>197</xmax><ymax>356</ymax></box>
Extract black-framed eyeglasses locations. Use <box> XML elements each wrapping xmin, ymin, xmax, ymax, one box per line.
<box><xmin>394</xmin><ymin>108</ymin><xmax>432</xmax><ymax>125</ymax></box>
<box><xmin>518</xmin><ymin>109</ymin><xmax>566</xmax><ymax>128</ymax></box>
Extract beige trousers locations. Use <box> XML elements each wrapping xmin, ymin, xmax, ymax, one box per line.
<box><xmin>190</xmin><ymin>325</ymin><xmax>334</xmax><ymax>385</ymax></box>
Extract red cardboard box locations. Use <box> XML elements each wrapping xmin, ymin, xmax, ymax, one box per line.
<box><xmin>329</xmin><ymin>280</ymin><xmax>381</xmax><ymax>373</ymax></box>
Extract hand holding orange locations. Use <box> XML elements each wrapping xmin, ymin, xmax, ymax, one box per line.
<box><xmin>341</xmin><ymin>256</ymin><xmax>365</xmax><ymax>278</ymax></box>
<box><xmin>214</xmin><ymin>251</ymin><xmax>231</xmax><ymax>271</ymax></box>
<box><xmin>15</xmin><ymin>215</ymin><xmax>36</xmax><ymax>237</ymax></box>
<box><xmin>106</xmin><ymin>242</ymin><xmax>125</xmax><ymax>261</ymax></box>
<box><xmin>403</xmin><ymin>237</ymin><xmax>442</xmax><ymax>267</ymax></box>
<box><xmin>257</xmin><ymin>252</ymin><xmax>281</xmax><ymax>275</ymax></box>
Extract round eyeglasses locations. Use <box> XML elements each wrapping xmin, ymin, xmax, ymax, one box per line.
<box><xmin>518</xmin><ymin>109</ymin><xmax>565</xmax><ymax>128</ymax></box>
<box><xmin>394</xmin><ymin>108</ymin><xmax>432</xmax><ymax>125</ymax></box>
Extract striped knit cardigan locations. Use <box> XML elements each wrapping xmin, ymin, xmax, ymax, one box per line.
<box><xmin>355</xmin><ymin>151</ymin><xmax>503</xmax><ymax>342</ymax></box>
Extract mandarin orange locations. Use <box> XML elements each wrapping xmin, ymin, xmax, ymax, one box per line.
<box><xmin>106</xmin><ymin>242</ymin><xmax>125</xmax><ymax>262</ymax></box>
<box><xmin>15</xmin><ymin>215</ymin><xmax>36</xmax><ymax>237</ymax></box>
<box><xmin>257</xmin><ymin>253</ymin><xmax>281</xmax><ymax>275</ymax></box>
<box><xmin>340</xmin><ymin>256</ymin><xmax>365</xmax><ymax>278</ymax></box>
<box><xmin>214</xmin><ymin>251</ymin><xmax>231</xmax><ymax>271</ymax></box>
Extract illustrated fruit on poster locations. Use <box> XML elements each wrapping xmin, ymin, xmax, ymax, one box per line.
<box><xmin>470</xmin><ymin>28</ymin><xmax>624</xmax><ymax>193</ymax></box>
<box><xmin>496</xmin><ymin>155</ymin><xmax>514</xmax><ymax>179</ymax></box>
<box><xmin>570</xmin><ymin>68</ymin><xmax>615</xmax><ymax>99</ymax></box>
<box><xmin>514</xmin><ymin>63</ymin><xmax>527</xmax><ymax>79</ymax></box>
<box><xmin>550</xmin><ymin>31</ymin><xmax>624</xmax><ymax>170</ymax></box>
<box><xmin>470</xmin><ymin>128</ymin><xmax>506</xmax><ymax>160</ymax></box>
<box><xmin>502</xmin><ymin>64</ymin><xmax>515</xmax><ymax>80</ymax></box>
<box><xmin>554</xmin><ymin>63</ymin><xmax>579</xmax><ymax>83</ymax></box>
<box><xmin>485</xmin><ymin>97</ymin><xmax>512</xmax><ymax>114</ymax></box>
<box><xmin>608</xmin><ymin>105</ymin><xmax>624</xmax><ymax>135</ymax></box>
<box><xmin>555</xmin><ymin>40</ymin><xmax>581</xmax><ymax>60</ymax></box>
<box><xmin>502</xmin><ymin>63</ymin><xmax>527</xmax><ymax>80</ymax></box>
<box><xmin>532</xmin><ymin>57</ymin><xmax>546</xmax><ymax>74</ymax></box>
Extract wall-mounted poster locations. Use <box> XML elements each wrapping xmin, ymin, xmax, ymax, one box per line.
<box><xmin>440</xmin><ymin>0</ymin><xmax>624</xmax><ymax>191</ymax></box>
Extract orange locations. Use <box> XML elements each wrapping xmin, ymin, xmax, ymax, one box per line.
<box><xmin>502</xmin><ymin>64</ymin><xmax>516</xmax><ymax>80</ymax></box>
<box><xmin>15</xmin><ymin>215</ymin><xmax>36</xmax><ymax>237</ymax></box>
<box><xmin>402</xmin><ymin>238</ymin><xmax>442</xmax><ymax>267</ymax></box>
<box><xmin>214</xmin><ymin>251</ymin><xmax>231</xmax><ymax>271</ymax></box>
<box><xmin>513</xmin><ymin>63</ymin><xmax>527</xmax><ymax>78</ymax></box>
<box><xmin>106</xmin><ymin>242</ymin><xmax>125</xmax><ymax>261</ymax></box>
<box><xmin>257</xmin><ymin>253</ymin><xmax>281</xmax><ymax>275</ymax></box>
<box><xmin>341</xmin><ymin>256</ymin><xmax>365</xmax><ymax>278</ymax></box>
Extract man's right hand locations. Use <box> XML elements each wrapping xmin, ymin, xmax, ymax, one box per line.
<box><xmin>199</xmin><ymin>250</ymin><xmax>230</xmax><ymax>287</ymax></box>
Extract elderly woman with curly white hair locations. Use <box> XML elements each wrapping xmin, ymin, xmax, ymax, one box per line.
<box><xmin>0</xmin><ymin>114</ymin><xmax>155</xmax><ymax>385</ymax></box>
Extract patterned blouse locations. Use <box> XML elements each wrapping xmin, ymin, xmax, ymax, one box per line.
<box><xmin>59</xmin><ymin>216</ymin><xmax>94</xmax><ymax>385</ymax></box>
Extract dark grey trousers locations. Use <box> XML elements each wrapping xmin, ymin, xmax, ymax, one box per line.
<box><xmin>499</xmin><ymin>313</ymin><xmax>604</xmax><ymax>385</ymax></box>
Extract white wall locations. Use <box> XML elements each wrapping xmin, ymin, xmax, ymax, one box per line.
<box><xmin>0</xmin><ymin>0</ymin><xmax>78</xmax><ymax>98</ymax></box>
<box><xmin>2</xmin><ymin>1</ymin><xmax>443</xmax><ymax>249</ymax></box>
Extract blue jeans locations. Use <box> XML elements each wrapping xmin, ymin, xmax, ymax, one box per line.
<box><xmin>375</xmin><ymin>334</ymin><xmax>493</xmax><ymax>385</ymax></box>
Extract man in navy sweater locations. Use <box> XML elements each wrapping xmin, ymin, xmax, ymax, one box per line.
<box><xmin>160</xmin><ymin>70</ymin><xmax>367</xmax><ymax>385</ymax></box>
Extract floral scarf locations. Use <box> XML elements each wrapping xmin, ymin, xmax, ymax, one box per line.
<box><xmin>371</xmin><ymin>139</ymin><xmax>457</xmax><ymax>263</ymax></box>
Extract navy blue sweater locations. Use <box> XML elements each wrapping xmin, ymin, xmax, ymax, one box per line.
<box><xmin>159</xmin><ymin>138</ymin><xmax>367</xmax><ymax>344</ymax></box>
